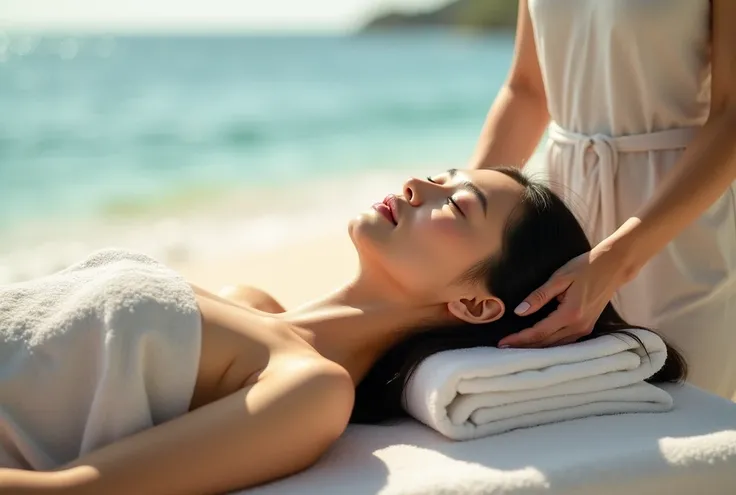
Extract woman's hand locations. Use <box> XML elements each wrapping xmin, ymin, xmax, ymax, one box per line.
<box><xmin>498</xmin><ymin>242</ymin><xmax>638</xmax><ymax>348</ymax></box>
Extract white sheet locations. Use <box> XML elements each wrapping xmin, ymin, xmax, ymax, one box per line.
<box><xmin>240</xmin><ymin>384</ymin><xmax>736</xmax><ymax>495</ymax></box>
<box><xmin>403</xmin><ymin>329</ymin><xmax>673</xmax><ymax>440</ymax></box>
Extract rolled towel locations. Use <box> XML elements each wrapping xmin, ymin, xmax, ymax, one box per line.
<box><xmin>403</xmin><ymin>329</ymin><xmax>674</xmax><ymax>440</ymax></box>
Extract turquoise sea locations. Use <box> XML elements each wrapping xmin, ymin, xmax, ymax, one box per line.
<box><xmin>0</xmin><ymin>32</ymin><xmax>518</xmax><ymax>281</ymax></box>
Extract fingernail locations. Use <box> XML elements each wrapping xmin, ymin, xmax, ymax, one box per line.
<box><xmin>514</xmin><ymin>302</ymin><xmax>530</xmax><ymax>315</ymax></box>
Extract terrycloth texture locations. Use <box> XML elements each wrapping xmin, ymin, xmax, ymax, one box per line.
<box><xmin>0</xmin><ymin>248</ymin><xmax>202</xmax><ymax>470</ymax></box>
<box><xmin>403</xmin><ymin>329</ymin><xmax>672</xmax><ymax>440</ymax></box>
<box><xmin>242</xmin><ymin>384</ymin><xmax>736</xmax><ymax>495</ymax></box>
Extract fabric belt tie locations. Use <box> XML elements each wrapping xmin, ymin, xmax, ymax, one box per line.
<box><xmin>546</xmin><ymin>122</ymin><xmax>698</xmax><ymax>237</ymax></box>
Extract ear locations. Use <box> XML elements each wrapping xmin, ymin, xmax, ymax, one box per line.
<box><xmin>446</xmin><ymin>296</ymin><xmax>504</xmax><ymax>324</ymax></box>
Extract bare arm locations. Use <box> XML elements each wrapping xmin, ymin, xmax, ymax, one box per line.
<box><xmin>0</xmin><ymin>359</ymin><xmax>354</xmax><ymax>494</ymax></box>
<box><xmin>606</xmin><ymin>0</ymin><xmax>736</xmax><ymax>279</ymax></box>
<box><xmin>469</xmin><ymin>0</ymin><xmax>550</xmax><ymax>170</ymax></box>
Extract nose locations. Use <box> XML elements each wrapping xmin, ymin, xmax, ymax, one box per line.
<box><xmin>402</xmin><ymin>176</ymin><xmax>438</xmax><ymax>206</ymax></box>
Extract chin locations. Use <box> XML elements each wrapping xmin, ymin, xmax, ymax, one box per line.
<box><xmin>347</xmin><ymin>215</ymin><xmax>368</xmax><ymax>251</ymax></box>
<box><xmin>347</xmin><ymin>214</ymin><xmax>385</xmax><ymax>263</ymax></box>
<box><xmin>346</xmin><ymin>215</ymin><xmax>363</xmax><ymax>244</ymax></box>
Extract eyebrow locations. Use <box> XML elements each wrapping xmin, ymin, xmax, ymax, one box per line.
<box><xmin>448</xmin><ymin>168</ymin><xmax>488</xmax><ymax>217</ymax></box>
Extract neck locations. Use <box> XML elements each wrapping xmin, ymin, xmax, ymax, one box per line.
<box><xmin>274</xmin><ymin>273</ymin><xmax>448</xmax><ymax>384</ymax></box>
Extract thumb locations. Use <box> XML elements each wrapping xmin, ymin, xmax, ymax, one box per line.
<box><xmin>514</xmin><ymin>277</ymin><xmax>570</xmax><ymax>316</ymax></box>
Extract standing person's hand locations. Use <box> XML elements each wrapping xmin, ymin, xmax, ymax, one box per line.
<box><xmin>498</xmin><ymin>242</ymin><xmax>637</xmax><ymax>348</ymax></box>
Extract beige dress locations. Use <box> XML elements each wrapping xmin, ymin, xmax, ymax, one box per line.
<box><xmin>528</xmin><ymin>0</ymin><xmax>736</xmax><ymax>399</ymax></box>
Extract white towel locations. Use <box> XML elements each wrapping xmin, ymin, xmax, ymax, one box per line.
<box><xmin>0</xmin><ymin>248</ymin><xmax>202</xmax><ymax>469</ymax></box>
<box><xmin>403</xmin><ymin>329</ymin><xmax>674</xmax><ymax>440</ymax></box>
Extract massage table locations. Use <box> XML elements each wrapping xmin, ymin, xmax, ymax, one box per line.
<box><xmin>241</xmin><ymin>384</ymin><xmax>736</xmax><ymax>494</ymax></box>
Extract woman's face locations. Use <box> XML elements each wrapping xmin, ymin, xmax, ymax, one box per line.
<box><xmin>349</xmin><ymin>169</ymin><xmax>525</xmax><ymax>303</ymax></box>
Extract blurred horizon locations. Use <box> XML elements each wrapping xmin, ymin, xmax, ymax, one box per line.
<box><xmin>1</xmin><ymin>0</ymin><xmax>450</xmax><ymax>34</ymax></box>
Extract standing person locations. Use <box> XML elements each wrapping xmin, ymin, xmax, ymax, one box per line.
<box><xmin>470</xmin><ymin>0</ymin><xmax>736</xmax><ymax>398</ymax></box>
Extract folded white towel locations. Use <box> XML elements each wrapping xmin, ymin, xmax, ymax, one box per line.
<box><xmin>403</xmin><ymin>329</ymin><xmax>674</xmax><ymax>440</ymax></box>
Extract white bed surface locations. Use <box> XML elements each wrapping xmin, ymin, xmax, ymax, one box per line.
<box><xmin>240</xmin><ymin>384</ymin><xmax>736</xmax><ymax>495</ymax></box>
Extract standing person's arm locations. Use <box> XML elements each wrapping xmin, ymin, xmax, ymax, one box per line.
<box><xmin>469</xmin><ymin>0</ymin><xmax>550</xmax><ymax>170</ymax></box>
<box><xmin>499</xmin><ymin>0</ymin><xmax>736</xmax><ymax>349</ymax></box>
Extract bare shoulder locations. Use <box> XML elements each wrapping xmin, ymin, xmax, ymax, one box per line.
<box><xmin>189</xmin><ymin>284</ymin><xmax>348</xmax><ymax>413</ymax></box>
<box><xmin>217</xmin><ymin>284</ymin><xmax>286</xmax><ymax>314</ymax></box>
<box><xmin>188</xmin><ymin>285</ymin><xmax>306</xmax><ymax>406</ymax></box>
<box><xmin>259</xmin><ymin>354</ymin><xmax>355</xmax><ymax>457</ymax></box>
<box><xmin>262</xmin><ymin>354</ymin><xmax>355</xmax><ymax>416</ymax></box>
<box><xmin>263</xmin><ymin>352</ymin><xmax>353</xmax><ymax>392</ymax></box>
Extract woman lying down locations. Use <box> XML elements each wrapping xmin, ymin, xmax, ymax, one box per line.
<box><xmin>0</xmin><ymin>167</ymin><xmax>686</xmax><ymax>494</ymax></box>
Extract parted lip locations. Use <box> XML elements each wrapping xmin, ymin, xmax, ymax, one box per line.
<box><xmin>382</xmin><ymin>194</ymin><xmax>399</xmax><ymax>225</ymax></box>
<box><xmin>371</xmin><ymin>194</ymin><xmax>399</xmax><ymax>226</ymax></box>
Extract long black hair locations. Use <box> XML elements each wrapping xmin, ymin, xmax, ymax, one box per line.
<box><xmin>350</xmin><ymin>166</ymin><xmax>687</xmax><ymax>424</ymax></box>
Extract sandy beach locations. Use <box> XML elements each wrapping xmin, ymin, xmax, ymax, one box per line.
<box><xmin>175</xmin><ymin>226</ymin><xmax>357</xmax><ymax>308</ymax></box>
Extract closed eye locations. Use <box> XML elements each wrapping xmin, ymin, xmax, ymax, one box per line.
<box><xmin>447</xmin><ymin>197</ymin><xmax>465</xmax><ymax>217</ymax></box>
<box><xmin>427</xmin><ymin>176</ymin><xmax>466</xmax><ymax>217</ymax></box>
